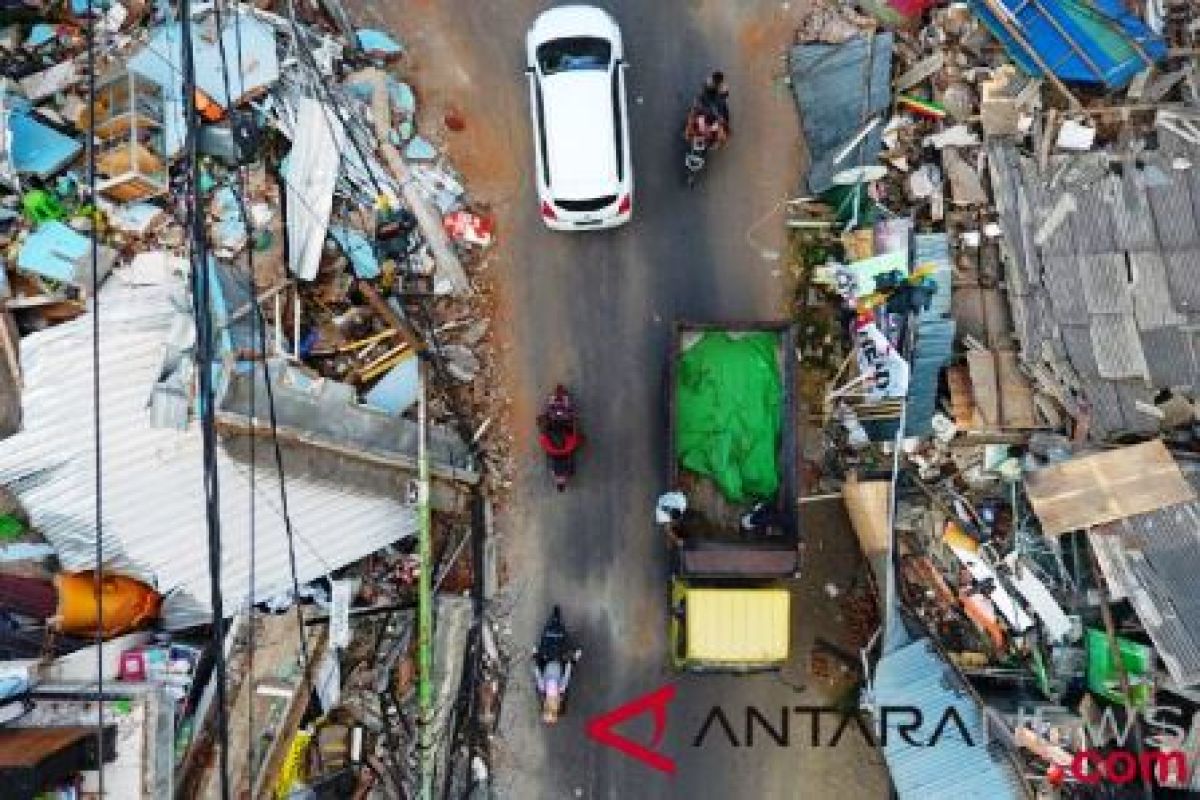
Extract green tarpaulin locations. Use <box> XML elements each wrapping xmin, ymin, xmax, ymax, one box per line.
<box><xmin>675</xmin><ymin>332</ymin><xmax>782</xmax><ymax>504</ymax></box>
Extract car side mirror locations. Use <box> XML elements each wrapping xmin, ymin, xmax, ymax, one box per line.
<box><xmin>524</xmin><ymin>66</ymin><xmax>534</xmax><ymax>75</ymax></box>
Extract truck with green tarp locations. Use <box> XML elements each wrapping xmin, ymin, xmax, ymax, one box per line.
<box><xmin>667</xmin><ymin>321</ymin><xmax>801</xmax><ymax>672</ymax></box>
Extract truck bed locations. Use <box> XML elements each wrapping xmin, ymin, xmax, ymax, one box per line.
<box><xmin>668</xmin><ymin>320</ymin><xmax>800</xmax><ymax>566</ymax></box>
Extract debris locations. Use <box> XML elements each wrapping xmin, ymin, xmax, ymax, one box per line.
<box><xmin>404</xmin><ymin>134</ymin><xmax>438</xmax><ymax>162</ymax></box>
<box><xmin>1054</xmin><ymin>118</ymin><xmax>1096</xmax><ymax>150</ymax></box>
<box><xmin>356</xmin><ymin>29</ymin><xmax>403</xmax><ymax>58</ymax></box>
<box><xmin>7</xmin><ymin>105</ymin><xmax>82</xmax><ymax>178</ymax></box>
<box><xmin>17</xmin><ymin>220</ymin><xmax>116</xmax><ymax>288</ymax></box>
<box><xmin>443</xmin><ymin>209</ymin><xmax>495</xmax><ymax>247</ymax></box>
<box><xmin>285</xmin><ymin>98</ymin><xmax>344</xmax><ymax>282</ymax></box>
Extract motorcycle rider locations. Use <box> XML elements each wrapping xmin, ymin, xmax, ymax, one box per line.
<box><xmin>700</xmin><ymin>70</ymin><xmax>730</xmax><ymax>128</ymax></box>
<box><xmin>533</xmin><ymin>606</ymin><xmax>579</xmax><ymax>724</ymax></box>
<box><xmin>537</xmin><ymin>385</ymin><xmax>581</xmax><ymax>462</ymax></box>
<box><xmin>686</xmin><ymin>70</ymin><xmax>730</xmax><ymax>150</ymax></box>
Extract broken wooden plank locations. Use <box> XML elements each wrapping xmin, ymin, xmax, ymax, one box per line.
<box><xmin>996</xmin><ymin>349</ymin><xmax>1038</xmax><ymax>428</ymax></box>
<box><xmin>967</xmin><ymin>350</ymin><xmax>1000</xmax><ymax>427</ymax></box>
<box><xmin>1026</xmin><ymin>441</ymin><xmax>1196</xmax><ymax>535</ymax></box>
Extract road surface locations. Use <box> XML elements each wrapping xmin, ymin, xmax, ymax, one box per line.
<box><xmin>361</xmin><ymin>1</ymin><xmax>892</xmax><ymax>797</ymax></box>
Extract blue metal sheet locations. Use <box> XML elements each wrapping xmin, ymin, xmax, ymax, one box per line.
<box><xmin>17</xmin><ymin>221</ymin><xmax>91</xmax><ymax>283</ymax></box>
<box><xmin>874</xmin><ymin>636</ymin><xmax>1029</xmax><ymax>799</ymax></box>
<box><xmin>970</xmin><ymin>0</ymin><xmax>1166</xmax><ymax>89</ymax></box>
<box><xmin>789</xmin><ymin>34</ymin><xmax>893</xmax><ymax>194</ymax></box>
<box><xmin>8</xmin><ymin>110</ymin><xmax>81</xmax><ymax>178</ymax></box>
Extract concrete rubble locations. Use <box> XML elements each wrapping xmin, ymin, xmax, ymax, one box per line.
<box><xmin>787</xmin><ymin>0</ymin><xmax>1200</xmax><ymax>796</ymax></box>
<box><xmin>0</xmin><ymin>2</ymin><xmax>498</xmax><ymax>797</ymax></box>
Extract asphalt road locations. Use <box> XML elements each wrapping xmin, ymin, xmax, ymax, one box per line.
<box><xmin>363</xmin><ymin>2</ymin><xmax>891</xmax><ymax>797</ymax></box>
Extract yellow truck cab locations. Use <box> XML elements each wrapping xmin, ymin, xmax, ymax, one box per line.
<box><xmin>670</xmin><ymin>582</ymin><xmax>791</xmax><ymax>671</ymax></box>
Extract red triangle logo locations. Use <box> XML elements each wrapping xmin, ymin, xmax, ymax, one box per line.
<box><xmin>585</xmin><ymin>684</ymin><xmax>677</xmax><ymax>775</ymax></box>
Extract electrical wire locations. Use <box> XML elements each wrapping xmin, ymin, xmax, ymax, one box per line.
<box><xmin>179</xmin><ymin>1</ymin><xmax>231</xmax><ymax>796</ymax></box>
<box><xmin>84</xmin><ymin>2</ymin><xmax>105</xmax><ymax>794</ymax></box>
<box><xmin>208</xmin><ymin>0</ymin><xmax>261</xmax><ymax>786</ymax></box>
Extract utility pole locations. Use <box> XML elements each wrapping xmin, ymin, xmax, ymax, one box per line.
<box><xmin>417</xmin><ymin>358</ymin><xmax>435</xmax><ymax>800</ymax></box>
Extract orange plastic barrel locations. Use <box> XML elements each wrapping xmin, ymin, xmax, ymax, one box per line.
<box><xmin>52</xmin><ymin>571</ymin><xmax>162</xmax><ymax>637</ymax></box>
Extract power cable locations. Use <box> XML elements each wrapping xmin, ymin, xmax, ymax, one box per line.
<box><xmin>180</xmin><ymin>0</ymin><xmax>231</xmax><ymax>796</ymax></box>
<box><xmin>84</xmin><ymin>2</ymin><xmax>105</xmax><ymax>794</ymax></box>
<box><xmin>208</xmin><ymin>0</ymin><xmax>261</xmax><ymax>786</ymax></box>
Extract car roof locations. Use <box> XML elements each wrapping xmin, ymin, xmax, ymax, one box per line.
<box><xmin>541</xmin><ymin>71</ymin><xmax>620</xmax><ymax>201</ymax></box>
<box><xmin>528</xmin><ymin>5</ymin><xmax>620</xmax><ymax>47</ymax></box>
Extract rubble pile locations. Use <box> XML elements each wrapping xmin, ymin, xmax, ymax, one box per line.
<box><xmin>0</xmin><ymin>2</ymin><xmax>496</xmax><ymax>797</ymax></box>
<box><xmin>788</xmin><ymin>0</ymin><xmax>1200</xmax><ymax>796</ymax></box>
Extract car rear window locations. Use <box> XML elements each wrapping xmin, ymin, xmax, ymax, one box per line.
<box><xmin>537</xmin><ymin>37</ymin><xmax>611</xmax><ymax>75</ymax></box>
<box><xmin>555</xmin><ymin>196</ymin><xmax>617</xmax><ymax>212</ymax></box>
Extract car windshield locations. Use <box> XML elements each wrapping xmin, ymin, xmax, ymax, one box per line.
<box><xmin>537</xmin><ymin>37</ymin><xmax>611</xmax><ymax>75</ymax></box>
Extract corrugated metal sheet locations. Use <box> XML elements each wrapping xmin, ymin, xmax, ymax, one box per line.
<box><xmin>1164</xmin><ymin>250</ymin><xmax>1200</xmax><ymax>313</ymax></box>
<box><xmin>1058</xmin><ymin>324</ymin><xmax>1100</xmax><ymax>378</ymax></box>
<box><xmin>1109</xmin><ymin>178</ymin><xmax>1157</xmax><ymax>252</ymax></box>
<box><xmin>1067</xmin><ymin>189</ymin><xmax>1119</xmax><ymax>256</ymax></box>
<box><xmin>789</xmin><ymin>35</ymin><xmax>894</xmax><ymax>194</ymax></box>
<box><xmin>1040</xmin><ymin>255</ymin><xmax>1090</xmax><ymax>325</ymax></box>
<box><xmin>905</xmin><ymin>318</ymin><xmax>956</xmax><ymax>437</ymax></box>
<box><xmin>1079</xmin><ymin>253</ymin><xmax>1132</xmax><ymax>315</ymax></box>
<box><xmin>1112</xmin><ymin>381</ymin><xmax>1161</xmax><ymax>434</ymax></box>
<box><xmin>990</xmin><ymin>137</ymin><xmax>1200</xmax><ymax>439</ymax></box>
<box><xmin>1140</xmin><ymin>327</ymin><xmax>1198</xmax><ymax>389</ymax></box>
<box><xmin>0</xmin><ymin>276</ymin><xmax>417</xmax><ymax>629</ymax></box>
<box><xmin>1131</xmin><ymin>251</ymin><xmax>1186</xmax><ymax>329</ymax></box>
<box><xmin>915</xmin><ymin>233</ymin><xmax>952</xmax><ymax>319</ymax></box>
<box><xmin>1088</xmin><ymin>313</ymin><xmax>1147</xmax><ymax>379</ymax></box>
<box><xmin>1146</xmin><ymin>180</ymin><xmax>1200</xmax><ymax>251</ymax></box>
<box><xmin>1093</xmin><ymin>466</ymin><xmax>1200</xmax><ymax>687</ymax></box>
<box><xmin>873</xmin><ymin>636</ymin><xmax>1028</xmax><ymax>800</ymax></box>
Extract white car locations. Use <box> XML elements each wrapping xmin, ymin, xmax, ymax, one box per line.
<box><xmin>525</xmin><ymin>5</ymin><xmax>633</xmax><ymax>231</ymax></box>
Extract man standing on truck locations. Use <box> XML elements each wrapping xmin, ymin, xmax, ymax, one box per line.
<box><xmin>656</xmin><ymin>490</ymin><xmax>689</xmax><ymax>548</ymax></box>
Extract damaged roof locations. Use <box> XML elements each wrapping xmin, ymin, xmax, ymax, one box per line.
<box><xmin>872</xmin><ymin>627</ymin><xmax>1031</xmax><ymax>800</ymax></box>
<box><xmin>989</xmin><ymin>135</ymin><xmax>1200</xmax><ymax>439</ymax></box>
<box><xmin>0</xmin><ymin>273</ymin><xmax>418</xmax><ymax>629</ymax></box>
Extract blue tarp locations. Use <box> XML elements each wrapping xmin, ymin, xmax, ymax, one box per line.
<box><xmin>970</xmin><ymin>0</ymin><xmax>1166</xmax><ymax>89</ymax></box>
<box><xmin>789</xmin><ymin>35</ymin><xmax>893</xmax><ymax>195</ymax></box>
<box><xmin>8</xmin><ymin>109</ymin><xmax>81</xmax><ymax>178</ymax></box>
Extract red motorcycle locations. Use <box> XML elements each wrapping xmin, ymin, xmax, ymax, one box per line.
<box><xmin>537</xmin><ymin>385</ymin><xmax>582</xmax><ymax>492</ymax></box>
